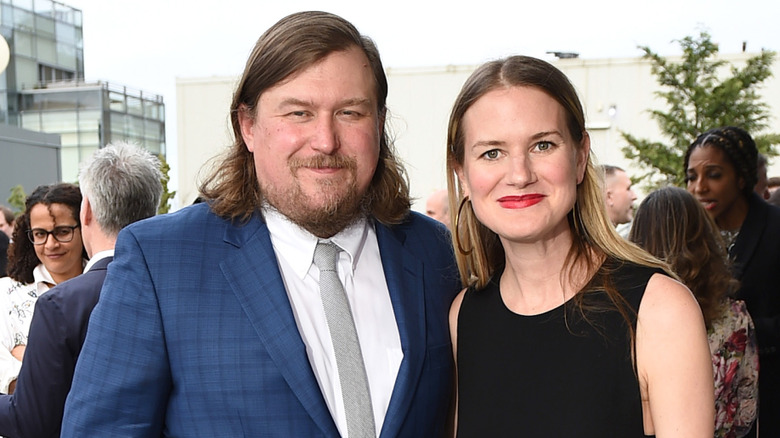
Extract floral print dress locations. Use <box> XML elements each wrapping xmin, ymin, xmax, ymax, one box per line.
<box><xmin>709</xmin><ymin>298</ymin><xmax>759</xmax><ymax>438</ymax></box>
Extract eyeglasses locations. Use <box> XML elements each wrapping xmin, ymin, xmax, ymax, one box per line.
<box><xmin>26</xmin><ymin>225</ymin><xmax>80</xmax><ymax>245</ymax></box>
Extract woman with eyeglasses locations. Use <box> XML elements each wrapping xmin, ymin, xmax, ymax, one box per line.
<box><xmin>0</xmin><ymin>183</ymin><xmax>85</xmax><ymax>393</ymax></box>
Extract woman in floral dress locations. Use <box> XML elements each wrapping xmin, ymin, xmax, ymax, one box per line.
<box><xmin>630</xmin><ymin>186</ymin><xmax>758</xmax><ymax>437</ymax></box>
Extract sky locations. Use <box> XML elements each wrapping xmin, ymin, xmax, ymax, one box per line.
<box><xmin>64</xmin><ymin>0</ymin><xmax>780</xmax><ymax>189</ymax></box>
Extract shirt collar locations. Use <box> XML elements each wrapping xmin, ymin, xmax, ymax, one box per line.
<box><xmin>262</xmin><ymin>205</ymin><xmax>370</xmax><ymax>280</ymax></box>
<box><xmin>33</xmin><ymin>259</ymin><xmax>88</xmax><ymax>285</ymax></box>
<box><xmin>32</xmin><ymin>264</ymin><xmax>55</xmax><ymax>285</ymax></box>
<box><xmin>84</xmin><ymin>249</ymin><xmax>115</xmax><ymax>272</ymax></box>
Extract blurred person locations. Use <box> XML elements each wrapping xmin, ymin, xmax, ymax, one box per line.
<box><xmin>0</xmin><ymin>206</ymin><xmax>13</xmax><ymax>240</ymax></box>
<box><xmin>0</xmin><ymin>142</ymin><xmax>162</xmax><ymax>438</ymax></box>
<box><xmin>61</xmin><ymin>11</ymin><xmax>459</xmax><ymax>438</ymax></box>
<box><xmin>0</xmin><ymin>232</ymin><xmax>7</xmax><ymax>277</ymax></box>
<box><xmin>601</xmin><ymin>164</ymin><xmax>637</xmax><ymax>229</ymax></box>
<box><xmin>754</xmin><ymin>153</ymin><xmax>770</xmax><ymax>200</ymax></box>
<box><xmin>767</xmin><ymin>176</ymin><xmax>780</xmax><ymax>195</ymax></box>
<box><xmin>768</xmin><ymin>187</ymin><xmax>780</xmax><ymax>208</ymax></box>
<box><xmin>0</xmin><ymin>184</ymin><xmax>85</xmax><ymax>394</ymax></box>
<box><xmin>425</xmin><ymin>188</ymin><xmax>450</xmax><ymax>227</ymax></box>
<box><xmin>447</xmin><ymin>55</ymin><xmax>713</xmax><ymax>437</ymax></box>
<box><xmin>685</xmin><ymin>126</ymin><xmax>780</xmax><ymax>437</ymax></box>
<box><xmin>630</xmin><ymin>186</ymin><xmax>758</xmax><ymax>437</ymax></box>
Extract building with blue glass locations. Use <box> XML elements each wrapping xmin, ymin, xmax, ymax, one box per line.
<box><xmin>0</xmin><ymin>0</ymin><xmax>165</xmax><ymax>191</ymax></box>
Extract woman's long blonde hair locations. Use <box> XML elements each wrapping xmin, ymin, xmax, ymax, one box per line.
<box><xmin>446</xmin><ymin>56</ymin><xmax>671</xmax><ymax>330</ymax></box>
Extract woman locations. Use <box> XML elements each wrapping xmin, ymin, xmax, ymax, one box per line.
<box><xmin>685</xmin><ymin>126</ymin><xmax>780</xmax><ymax>437</ymax></box>
<box><xmin>0</xmin><ymin>183</ymin><xmax>85</xmax><ymax>393</ymax></box>
<box><xmin>630</xmin><ymin>186</ymin><xmax>758</xmax><ymax>437</ymax></box>
<box><xmin>447</xmin><ymin>55</ymin><xmax>714</xmax><ymax>437</ymax></box>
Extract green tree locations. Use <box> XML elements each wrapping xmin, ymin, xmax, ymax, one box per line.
<box><xmin>621</xmin><ymin>31</ymin><xmax>780</xmax><ymax>188</ymax></box>
<box><xmin>157</xmin><ymin>154</ymin><xmax>176</xmax><ymax>214</ymax></box>
<box><xmin>7</xmin><ymin>185</ymin><xmax>26</xmax><ymax>213</ymax></box>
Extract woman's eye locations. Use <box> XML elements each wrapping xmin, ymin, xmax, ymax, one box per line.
<box><xmin>483</xmin><ymin>150</ymin><xmax>499</xmax><ymax>159</ymax></box>
<box><xmin>535</xmin><ymin>141</ymin><xmax>552</xmax><ymax>152</ymax></box>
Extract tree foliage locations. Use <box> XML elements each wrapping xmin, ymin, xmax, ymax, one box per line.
<box><xmin>7</xmin><ymin>185</ymin><xmax>26</xmax><ymax>213</ymax></box>
<box><xmin>157</xmin><ymin>154</ymin><xmax>176</xmax><ymax>214</ymax></box>
<box><xmin>621</xmin><ymin>31</ymin><xmax>779</xmax><ymax>188</ymax></box>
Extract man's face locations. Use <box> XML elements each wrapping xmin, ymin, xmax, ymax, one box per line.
<box><xmin>239</xmin><ymin>47</ymin><xmax>382</xmax><ymax>238</ymax></box>
<box><xmin>605</xmin><ymin>170</ymin><xmax>637</xmax><ymax>225</ymax></box>
<box><xmin>425</xmin><ymin>190</ymin><xmax>450</xmax><ymax>226</ymax></box>
<box><xmin>755</xmin><ymin>161</ymin><xmax>770</xmax><ymax>200</ymax></box>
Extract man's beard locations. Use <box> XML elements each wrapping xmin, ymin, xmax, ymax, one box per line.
<box><xmin>262</xmin><ymin>154</ymin><xmax>372</xmax><ymax>238</ymax></box>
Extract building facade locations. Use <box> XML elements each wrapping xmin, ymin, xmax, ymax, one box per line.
<box><xmin>175</xmin><ymin>52</ymin><xmax>780</xmax><ymax>211</ymax></box>
<box><xmin>18</xmin><ymin>81</ymin><xmax>165</xmax><ymax>182</ymax></box>
<box><xmin>0</xmin><ymin>0</ymin><xmax>165</xmax><ymax>193</ymax></box>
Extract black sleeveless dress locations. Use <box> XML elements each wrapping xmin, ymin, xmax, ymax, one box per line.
<box><xmin>457</xmin><ymin>260</ymin><xmax>660</xmax><ymax>437</ymax></box>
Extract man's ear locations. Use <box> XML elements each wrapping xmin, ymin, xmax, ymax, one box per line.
<box><xmin>238</xmin><ymin>104</ymin><xmax>256</xmax><ymax>152</ymax></box>
<box><xmin>82</xmin><ymin>197</ymin><xmax>93</xmax><ymax>226</ymax></box>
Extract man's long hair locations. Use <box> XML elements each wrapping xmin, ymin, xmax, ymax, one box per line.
<box><xmin>199</xmin><ymin>11</ymin><xmax>410</xmax><ymax>224</ymax></box>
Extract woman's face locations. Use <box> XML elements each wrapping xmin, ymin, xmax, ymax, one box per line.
<box><xmin>457</xmin><ymin>86</ymin><xmax>588</xmax><ymax>245</ymax></box>
<box><xmin>686</xmin><ymin>145</ymin><xmax>745</xmax><ymax>228</ymax></box>
<box><xmin>28</xmin><ymin>202</ymin><xmax>83</xmax><ymax>284</ymax></box>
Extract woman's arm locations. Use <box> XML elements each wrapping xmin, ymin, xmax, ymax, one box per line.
<box><xmin>636</xmin><ymin>273</ymin><xmax>714</xmax><ymax>437</ymax></box>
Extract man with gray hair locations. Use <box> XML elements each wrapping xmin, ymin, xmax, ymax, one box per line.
<box><xmin>0</xmin><ymin>142</ymin><xmax>162</xmax><ymax>438</ymax></box>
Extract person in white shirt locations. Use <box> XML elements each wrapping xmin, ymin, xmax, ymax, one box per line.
<box><xmin>0</xmin><ymin>183</ymin><xmax>86</xmax><ymax>393</ymax></box>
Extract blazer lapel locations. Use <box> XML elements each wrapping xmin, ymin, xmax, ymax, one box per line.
<box><xmin>219</xmin><ymin>217</ymin><xmax>339</xmax><ymax>437</ymax></box>
<box><xmin>375</xmin><ymin>223</ymin><xmax>426</xmax><ymax>438</ymax></box>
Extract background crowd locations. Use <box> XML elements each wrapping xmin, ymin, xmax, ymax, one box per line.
<box><xmin>0</xmin><ymin>10</ymin><xmax>777</xmax><ymax>438</ymax></box>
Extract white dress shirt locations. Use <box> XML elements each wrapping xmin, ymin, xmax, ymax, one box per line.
<box><xmin>84</xmin><ymin>249</ymin><xmax>114</xmax><ymax>273</ymax></box>
<box><xmin>263</xmin><ymin>207</ymin><xmax>403</xmax><ymax>438</ymax></box>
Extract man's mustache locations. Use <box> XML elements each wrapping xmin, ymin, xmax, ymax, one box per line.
<box><xmin>289</xmin><ymin>154</ymin><xmax>357</xmax><ymax>172</ymax></box>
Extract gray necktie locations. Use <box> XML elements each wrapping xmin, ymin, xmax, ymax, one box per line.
<box><xmin>313</xmin><ymin>241</ymin><xmax>376</xmax><ymax>438</ymax></box>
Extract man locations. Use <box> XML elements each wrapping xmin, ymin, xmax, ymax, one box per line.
<box><xmin>0</xmin><ymin>231</ymin><xmax>7</xmax><ymax>277</ymax></box>
<box><xmin>768</xmin><ymin>176</ymin><xmax>780</xmax><ymax>196</ymax></box>
<box><xmin>62</xmin><ymin>12</ymin><xmax>459</xmax><ymax>438</ymax></box>
<box><xmin>602</xmin><ymin>165</ymin><xmax>637</xmax><ymax>232</ymax></box>
<box><xmin>0</xmin><ymin>142</ymin><xmax>162</xmax><ymax>438</ymax></box>
<box><xmin>0</xmin><ymin>206</ymin><xmax>14</xmax><ymax>239</ymax></box>
<box><xmin>425</xmin><ymin>188</ymin><xmax>451</xmax><ymax>228</ymax></box>
<box><xmin>755</xmin><ymin>153</ymin><xmax>771</xmax><ymax>200</ymax></box>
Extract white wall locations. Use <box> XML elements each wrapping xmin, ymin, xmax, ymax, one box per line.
<box><xmin>175</xmin><ymin>76</ymin><xmax>237</xmax><ymax>206</ymax></box>
<box><xmin>176</xmin><ymin>53</ymin><xmax>780</xmax><ymax>211</ymax></box>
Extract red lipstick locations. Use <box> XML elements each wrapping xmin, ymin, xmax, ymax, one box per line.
<box><xmin>498</xmin><ymin>194</ymin><xmax>545</xmax><ymax>209</ymax></box>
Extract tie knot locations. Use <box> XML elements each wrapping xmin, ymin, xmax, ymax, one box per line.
<box><xmin>313</xmin><ymin>241</ymin><xmax>340</xmax><ymax>272</ymax></box>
